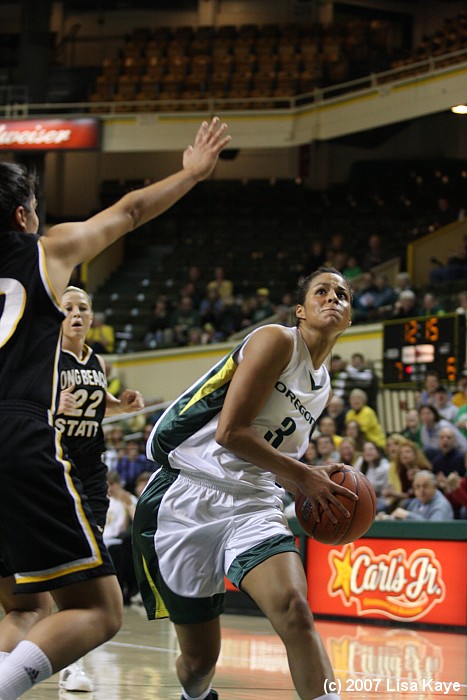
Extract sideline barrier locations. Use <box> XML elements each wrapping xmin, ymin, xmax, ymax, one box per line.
<box><xmin>226</xmin><ymin>520</ymin><xmax>467</xmax><ymax>632</ymax></box>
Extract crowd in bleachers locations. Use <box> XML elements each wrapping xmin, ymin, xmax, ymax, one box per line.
<box><xmin>104</xmin><ymin>354</ymin><xmax>467</xmax><ymax>528</ymax></box>
<box><xmin>282</xmin><ymin>361</ymin><xmax>467</xmax><ymax>521</ymax></box>
<box><xmin>86</xmin><ymin>157</ymin><xmax>467</xmax><ymax>354</ymax></box>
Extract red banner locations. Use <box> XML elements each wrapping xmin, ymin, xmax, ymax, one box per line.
<box><xmin>307</xmin><ymin>538</ymin><xmax>467</xmax><ymax>627</ymax></box>
<box><xmin>0</xmin><ymin>118</ymin><xmax>101</xmax><ymax>151</ymax></box>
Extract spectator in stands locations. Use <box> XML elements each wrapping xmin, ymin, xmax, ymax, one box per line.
<box><xmin>183</xmin><ymin>264</ymin><xmax>205</xmax><ymax>308</ymax></box>
<box><xmin>345</xmin><ymin>388</ymin><xmax>386</xmax><ymax>449</ymax></box>
<box><xmin>276</xmin><ymin>304</ymin><xmax>293</xmax><ymax>327</ymax></box>
<box><xmin>383</xmin><ymin>439</ymin><xmax>432</xmax><ymax>511</ymax></box>
<box><xmin>421</xmin><ymin>292</ymin><xmax>445</xmax><ymax>316</ymax></box>
<box><xmin>137</xmin><ymin>422</ymin><xmax>155</xmax><ymax>454</ymax></box>
<box><xmin>104</xmin><ymin>424</ymin><xmax>126</xmax><ymax>471</ymax></box>
<box><xmin>338</xmin><ymin>437</ymin><xmax>363</xmax><ymax>469</ymax></box>
<box><xmin>394</xmin><ymin>271</ymin><xmax>415</xmax><ymax>298</ymax></box>
<box><xmin>323</xmin><ymin>395</ymin><xmax>347</xmax><ymax>435</ymax></box>
<box><xmin>368</xmin><ymin>273</ymin><xmax>396</xmax><ymax>320</ymax></box>
<box><xmin>430</xmin><ymin>426</ymin><xmax>466</xmax><ymax>477</ymax></box>
<box><xmin>315</xmin><ymin>434</ymin><xmax>340</xmax><ymax>464</ymax></box>
<box><xmin>436</xmin><ymin>469</ymin><xmax>467</xmax><ymax>519</ymax></box>
<box><xmin>401</xmin><ymin>408</ymin><xmax>423</xmax><ymax>446</ymax></box>
<box><xmin>432</xmin><ymin>196</ymin><xmax>457</xmax><ymax>229</ymax></box>
<box><xmin>433</xmin><ymin>385</ymin><xmax>458</xmax><ymax>422</ymax></box>
<box><xmin>344</xmin><ymin>419</ymin><xmax>366</xmax><ymax>452</ymax></box>
<box><xmin>343</xmin><ymin>254</ymin><xmax>362</xmax><ymax>280</ymax></box>
<box><xmin>383</xmin><ymin>470</ymin><xmax>454</xmax><ymax>521</ymax></box>
<box><xmin>318</xmin><ymin>415</ymin><xmax>343</xmax><ymax>449</ymax></box>
<box><xmin>385</xmin><ymin>432</ymin><xmax>408</xmax><ymax>479</ymax></box>
<box><xmin>218</xmin><ymin>295</ymin><xmax>244</xmax><ymax>337</ymax></box>
<box><xmin>116</xmin><ymin>439</ymin><xmax>154</xmax><ymax>494</ymax></box>
<box><xmin>357</xmin><ymin>441</ymin><xmax>390</xmax><ymax>509</ymax></box>
<box><xmin>171</xmin><ymin>295</ymin><xmax>201</xmax><ymax>346</ymax></box>
<box><xmin>134</xmin><ymin>470</ymin><xmax>153</xmax><ymax>499</ymax></box>
<box><xmin>325</xmin><ymin>233</ymin><xmax>347</xmax><ymax>271</ymax></box>
<box><xmin>200</xmin><ymin>322</ymin><xmax>224</xmax><ymax>344</ymax></box>
<box><xmin>145</xmin><ymin>297</ymin><xmax>173</xmax><ymax>349</ymax></box>
<box><xmin>416</xmin><ymin>369</ymin><xmax>442</xmax><ymax>408</ymax></box>
<box><xmin>302</xmin><ymin>239</ymin><xmax>326</xmax><ymax>277</ymax></box>
<box><xmin>352</xmin><ymin>271</ymin><xmax>378</xmax><ymax>322</ymax></box>
<box><xmin>250</xmin><ymin>287</ymin><xmax>275</xmax><ymax>324</ymax></box>
<box><xmin>452</xmin><ymin>375</ymin><xmax>467</xmax><ymax>408</ymax></box>
<box><xmin>429</xmin><ymin>234</ymin><xmax>467</xmax><ymax>284</ymax></box>
<box><xmin>329</xmin><ymin>354</ymin><xmax>348</xmax><ymax>402</ymax></box>
<box><xmin>418</xmin><ymin>404</ymin><xmax>467</xmax><ymax>460</ymax></box>
<box><xmin>106</xmin><ymin>361</ymin><xmax>123</xmax><ymax>398</ymax></box>
<box><xmin>206</xmin><ymin>265</ymin><xmax>233</xmax><ymax>301</ymax></box>
<box><xmin>391</xmin><ymin>289</ymin><xmax>421</xmax><ymax>319</ymax></box>
<box><xmin>456</xmin><ymin>402</ymin><xmax>467</xmax><ymax>440</ymax></box>
<box><xmin>199</xmin><ymin>286</ymin><xmax>223</xmax><ymax>329</ymax></box>
<box><xmin>86</xmin><ymin>310</ymin><xmax>115</xmax><ymax>353</ymax></box>
<box><xmin>105</xmin><ymin>470</ymin><xmax>138</xmax><ymax>605</ymax></box>
<box><xmin>301</xmin><ymin>439</ymin><xmax>319</xmax><ymax>466</ymax></box>
<box><xmin>345</xmin><ymin>352</ymin><xmax>379</xmax><ymax>410</ymax></box>
<box><xmin>361</xmin><ymin>233</ymin><xmax>387</xmax><ymax>271</ymax></box>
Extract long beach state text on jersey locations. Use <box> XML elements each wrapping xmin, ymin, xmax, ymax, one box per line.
<box><xmin>55</xmin><ymin>348</ymin><xmax>107</xmax><ymax>459</ymax></box>
<box><xmin>59</xmin><ymin>367</ymin><xmax>107</xmax><ymax>390</ymax></box>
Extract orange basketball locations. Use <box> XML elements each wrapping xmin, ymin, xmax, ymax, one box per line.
<box><xmin>295</xmin><ymin>466</ymin><xmax>376</xmax><ymax>545</ymax></box>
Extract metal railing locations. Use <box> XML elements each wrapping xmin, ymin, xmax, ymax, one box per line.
<box><xmin>1</xmin><ymin>47</ymin><xmax>467</xmax><ymax>118</ymax></box>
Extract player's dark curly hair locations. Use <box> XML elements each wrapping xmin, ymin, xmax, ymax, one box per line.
<box><xmin>295</xmin><ymin>267</ymin><xmax>353</xmax><ymax>305</ymax></box>
<box><xmin>0</xmin><ymin>162</ymin><xmax>37</xmax><ymax>233</ymax></box>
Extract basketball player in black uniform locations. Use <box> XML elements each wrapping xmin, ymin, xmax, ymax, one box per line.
<box><xmin>56</xmin><ymin>285</ymin><xmax>144</xmax><ymax>691</ymax></box>
<box><xmin>0</xmin><ymin>116</ymin><xmax>231</xmax><ymax>699</ymax></box>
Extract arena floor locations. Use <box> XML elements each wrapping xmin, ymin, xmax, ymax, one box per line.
<box><xmin>23</xmin><ymin>603</ymin><xmax>466</xmax><ymax>699</ymax></box>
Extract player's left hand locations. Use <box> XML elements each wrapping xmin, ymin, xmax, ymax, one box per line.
<box><xmin>120</xmin><ymin>389</ymin><xmax>145</xmax><ymax>413</ymax></box>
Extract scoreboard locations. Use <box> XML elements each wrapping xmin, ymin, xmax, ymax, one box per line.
<box><xmin>382</xmin><ymin>313</ymin><xmax>466</xmax><ymax>387</ymax></box>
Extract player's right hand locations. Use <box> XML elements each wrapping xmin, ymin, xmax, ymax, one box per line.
<box><xmin>183</xmin><ymin>117</ymin><xmax>231</xmax><ymax>181</ymax></box>
<box><xmin>297</xmin><ymin>463</ymin><xmax>358</xmax><ymax>524</ymax></box>
<box><xmin>57</xmin><ymin>384</ymin><xmax>77</xmax><ymax>415</ymax></box>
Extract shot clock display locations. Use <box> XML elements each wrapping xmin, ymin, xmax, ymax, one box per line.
<box><xmin>383</xmin><ymin>313</ymin><xmax>466</xmax><ymax>387</ymax></box>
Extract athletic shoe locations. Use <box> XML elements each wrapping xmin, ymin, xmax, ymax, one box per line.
<box><xmin>59</xmin><ymin>663</ymin><xmax>94</xmax><ymax>692</ymax></box>
<box><xmin>181</xmin><ymin>691</ymin><xmax>218</xmax><ymax>700</ymax></box>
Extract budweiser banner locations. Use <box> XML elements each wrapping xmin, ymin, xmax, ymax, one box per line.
<box><xmin>307</xmin><ymin>538</ymin><xmax>467</xmax><ymax>627</ymax></box>
<box><xmin>0</xmin><ymin>118</ymin><xmax>101</xmax><ymax>151</ymax></box>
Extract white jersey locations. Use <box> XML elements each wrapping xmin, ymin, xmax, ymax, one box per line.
<box><xmin>147</xmin><ymin>325</ymin><xmax>330</xmax><ymax>495</ymax></box>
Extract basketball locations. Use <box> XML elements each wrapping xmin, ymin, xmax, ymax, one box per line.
<box><xmin>294</xmin><ymin>466</ymin><xmax>376</xmax><ymax>545</ymax></box>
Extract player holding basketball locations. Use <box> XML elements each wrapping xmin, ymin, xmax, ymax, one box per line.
<box><xmin>0</xmin><ymin>117</ymin><xmax>230</xmax><ymax>699</ymax></box>
<box><xmin>133</xmin><ymin>267</ymin><xmax>356</xmax><ymax>700</ymax></box>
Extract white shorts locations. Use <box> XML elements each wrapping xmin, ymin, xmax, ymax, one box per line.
<box><xmin>159</xmin><ymin>470</ymin><xmax>292</xmax><ymax>596</ymax></box>
<box><xmin>133</xmin><ymin>466</ymin><xmax>298</xmax><ymax>623</ymax></box>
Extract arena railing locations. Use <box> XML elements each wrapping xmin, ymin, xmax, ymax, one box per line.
<box><xmin>1</xmin><ymin>47</ymin><xmax>467</xmax><ymax>118</ymax></box>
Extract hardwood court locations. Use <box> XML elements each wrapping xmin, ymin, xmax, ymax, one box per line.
<box><xmin>21</xmin><ymin>603</ymin><xmax>466</xmax><ymax>699</ymax></box>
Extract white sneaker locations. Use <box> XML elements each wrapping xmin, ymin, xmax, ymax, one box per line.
<box><xmin>59</xmin><ymin>663</ymin><xmax>94</xmax><ymax>692</ymax></box>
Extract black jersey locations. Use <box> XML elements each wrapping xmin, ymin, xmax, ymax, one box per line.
<box><xmin>0</xmin><ymin>231</ymin><xmax>64</xmax><ymax>408</ymax></box>
<box><xmin>55</xmin><ymin>346</ymin><xmax>107</xmax><ymax>464</ymax></box>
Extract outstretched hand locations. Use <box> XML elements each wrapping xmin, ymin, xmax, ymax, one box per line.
<box><xmin>297</xmin><ymin>463</ymin><xmax>358</xmax><ymax>524</ymax></box>
<box><xmin>183</xmin><ymin>117</ymin><xmax>231</xmax><ymax>181</ymax></box>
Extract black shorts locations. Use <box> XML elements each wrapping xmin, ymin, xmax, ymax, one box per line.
<box><xmin>0</xmin><ymin>401</ymin><xmax>115</xmax><ymax>592</ymax></box>
<box><xmin>73</xmin><ymin>457</ymin><xmax>109</xmax><ymax>531</ymax></box>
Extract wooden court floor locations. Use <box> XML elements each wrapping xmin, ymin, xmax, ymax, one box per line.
<box><xmin>23</xmin><ymin>602</ymin><xmax>466</xmax><ymax>699</ymax></box>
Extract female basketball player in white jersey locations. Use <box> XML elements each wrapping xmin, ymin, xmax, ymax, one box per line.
<box><xmin>0</xmin><ymin>117</ymin><xmax>230</xmax><ymax>700</ymax></box>
<box><xmin>133</xmin><ymin>267</ymin><xmax>355</xmax><ymax>700</ymax></box>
